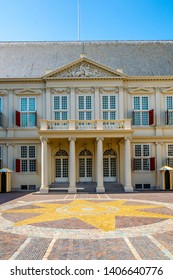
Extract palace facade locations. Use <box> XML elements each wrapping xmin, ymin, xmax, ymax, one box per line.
<box><xmin>0</xmin><ymin>41</ymin><xmax>173</xmax><ymax>193</ymax></box>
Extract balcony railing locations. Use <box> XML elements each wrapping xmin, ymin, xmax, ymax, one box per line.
<box><xmin>40</xmin><ymin>119</ymin><xmax>132</xmax><ymax>131</ymax></box>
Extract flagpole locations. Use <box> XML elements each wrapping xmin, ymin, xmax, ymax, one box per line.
<box><xmin>78</xmin><ymin>0</ymin><xmax>80</xmax><ymax>41</ymax></box>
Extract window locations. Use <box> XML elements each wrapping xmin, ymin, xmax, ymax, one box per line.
<box><xmin>133</xmin><ymin>96</ymin><xmax>154</xmax><ymax>126</ymax></box>
<box><xmin>102</xmin><ymin>95</ymin><xmax>117</xmax><ymax>120</ymax></box>
<box><xmin>16</xmin><ymin>146</ymin><xmax>36</xmax><ymax>172</ymax></box>
<box><xmin>166</xmin><ymin>96</ymin><xmax>173</xmax><ymax>125</ymax></box>
<box><xmin>135</xmin><ymin>184</ymin><xmax>151</xmax><ymax>190</ymax></box>
<box><xmin>167</xmin><ymin>144</ymin><xmax>173</xmax><ymax>167</ymax></box>
<box><xmin>21</xmin><ymin>185</ymin><xmax>36</xmax><ymax>191</ymax></box>
<box><xmin>78</xmin><ymin>95</ymin><xmax>92</xmax><ymax>120</ymax></box>
<box><xmin>133</xmin><ymin>144</ymin><xmax>155</xmax><ymax>171</ymax></box>
<box><xmin>16</xmin><ymin>97</ymin><xmax>36</xmax><ymax>127</ymax></box>
<box><xmin>21</xmin><ymin>185</ymin><xmax>28</xmax><ymax>190</ymax></box>
<box><xmin>54</xmin><ymin>95</ymin><xmax>68</xmax><ymax>120</ymax></box>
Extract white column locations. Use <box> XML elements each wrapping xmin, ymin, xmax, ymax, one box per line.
<box><xmin>96</xmin><ymin>137</ymin><xmax>105</xmax><ymax>193</ymax></box>
<box><xmin>68</xmin><ymin>137</ymin><xmax>77</xmax><ymax>193</ymax></box>
<box><xmin>124</xmin><ymin>137</ymin><xmax>133</xmax><ymax>192</ymax></box>
<box><xmin>40</xmin><ymin>137</ymin><xmax>48</xmax><ymax>193</ymax></box>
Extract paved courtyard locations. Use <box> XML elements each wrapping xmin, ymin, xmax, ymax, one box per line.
<box><xmin>0</xmin><ymin>191</ymin><xmax>173</xmax><ymax>260</ymax></box>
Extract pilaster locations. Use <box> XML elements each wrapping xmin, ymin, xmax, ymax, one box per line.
<box><xmin>118</xmin><ymin>86</ymin><xmax>124</xmax><ymax>119</ymax></box>
<box><xmin>95</xmin><ymin>87</ymin><xmax>100</xmax><ymax>120</ymax></box>
<box><xmin>7</xmin><ymin>144</ymin><xmax>14</xmax><ymax>170</ymax></box>
<box><xmin>155</xmin><ymin>142</ymin><xmax>162</xmax><ymax>188</ymax></box>
<box><xmin>155</xmin><ymin>87</ymin><xmax>161</xmax><ymax>126</ymax></box>
<box><xmin>45</xmin><ymin>88</ymin><xmax>51</xmax><ymax>120</ymax></box>
<box><xmin>70</xmin><ymin>88</ymin><xmax>76</xmax><ymax>120</ymax></box>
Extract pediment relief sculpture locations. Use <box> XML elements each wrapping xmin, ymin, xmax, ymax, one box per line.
<box><xmin>58</xmin><ymin>63</ymin><xmax>116</xmax><ymax>78</ymax></box>
<box><xmin>99</xmin><ymin>87</ymin><xmax>119</xmax><ymax>93</ymax></box>
<box><xmin>51</xmin><ymin>88</ymin><xmax>70</xmax><ymax>94</ymax></box>
<box><xmin>75</xmin><ymin>87</ymin><xmax>94</xmax><ymax>94</ymax></box>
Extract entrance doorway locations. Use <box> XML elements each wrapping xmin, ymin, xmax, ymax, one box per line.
<box><xmin>1</xmin><ymin>172</ymin><xmax>6</xmax><ymax>193</ymax></box>
<box><xmin>55</xmin><ymin>149</ymin><xmax>68</xmax><ymax>182</ymax></box>
<box><xmin>79</xmin><ymin>149</ymin><xmax>93</xmax><ymax>182</ymax></box>
<box><xmin>103</xmin><ymin>149</ymin><xmax>117</xmax><ymax>182</ymax></box>
<box><xmin>165</xmin><ymin>170</ymin><xmax>170</xmax><ymax>190</ymax></box>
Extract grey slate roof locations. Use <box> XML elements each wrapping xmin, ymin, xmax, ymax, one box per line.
<box><xmin>0</xmin><ymin>41</ymin><xmax>173</xmax><ymax>78</ymax></box>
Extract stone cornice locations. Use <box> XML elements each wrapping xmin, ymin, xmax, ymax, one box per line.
<box><xmin>1</xmin><ymin>75</ymin><xmax>173</xmax><ymax>84</ymax></box>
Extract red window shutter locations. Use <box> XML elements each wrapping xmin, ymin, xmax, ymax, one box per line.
<box><xmin>16</xmin><ymin>159</ymin><xmax>21</xmax><ymax>172</ymax></box>
<box><xmin>16</xmin><ymin>111</ymin><xmax>21</xmax><ymax>126</ymax></box>
<box><xmin>149</xmin><ymin>109</ymin><xmax>154</xmax><ymax>125</ymax></box>
<box><xmin>150</xmin><ymin>157</ymin><xmax>155</xmax><ymax>171</ymax></box>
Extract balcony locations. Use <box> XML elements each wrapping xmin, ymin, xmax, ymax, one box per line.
<box><xmin>39</xmin><ymin>119</ymin><xmax>132</xmax><ymax>131</ymax></box>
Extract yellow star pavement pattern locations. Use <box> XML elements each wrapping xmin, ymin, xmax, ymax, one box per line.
<box><xmin>4</xmin><ymin>200</ymin><xmax>173</xmax><ymax>232</ymax></box>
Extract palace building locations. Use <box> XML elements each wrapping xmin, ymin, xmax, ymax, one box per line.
<box><xmin>0</xmin><ymin>41</ymin><xmax>173</xmax><ymax>193</ymax></box>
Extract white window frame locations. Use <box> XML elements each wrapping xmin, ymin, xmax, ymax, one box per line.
<box><xmin>167</xmin><ymin>144</ymin><xmax>173</xmax><ymax>167</ymax></box>
<box><xmin>20</xmin><ymin>97</ymin><xmax>36</xmax><ymax>127</ymax></box>
<box><xmin>133</xmin><ymin>96</ymin><xmax>149</xmax><ymax>126</ymax></box>
<box><xmin>20</xmin><ymin>145</ymin><xmax>36</xmax><ymax>173</ymax></box>
<box><xmin>53</xmin><ymin>95</ymin><xmax>68</xmax><ymax>120</ymax></box>
<box><xmin>101</xmin><ymin>94</ymin><xmax>117</xmax><ymax>120</ymax></box>
<box><xmin>135</xmin><ymin>183</ymin><xmax>151</xmax><ymax>190</ymax></box>
<box><xmin>134</xmin><ymin>144</ymin><xmax>150</xmax><ymax>171</ymax></box>
<box><xmin>77</xmin><ymin>95</ymin><xmax>93</xmax><ymax>120</ymax></box>
<box><xmin>165</xmin><ymin>95</ymin><xmax>173</xmax><ymax>125</ymax></box>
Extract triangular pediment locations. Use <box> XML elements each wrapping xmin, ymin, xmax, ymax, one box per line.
<box><xmin>129</xmin><ymin>87</ymin><xmax>154</xmax><ymax>94</ymax></box>
<box><xmin>43</xmin><ymin>57</ymin><xmax>127</xmax><ymax>79</ymax></box>
<box><xmin>162</xmin><ymin>87</ymin><xmax>173</xmax><ymax>94</ymax></box>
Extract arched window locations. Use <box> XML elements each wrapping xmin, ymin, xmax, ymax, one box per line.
<box><xmin>79</xmin><ymin>149</ymin><xmax>92</xmax><ymax>156</ymax></box>
<box><xmin>79</xmin><ymin>149</ymin><xmax>93</xmax><ymax>182</ymax></box>
<box><xmin>56</xmin><ymin>149</ymin><xmax>68</xmax><ymax>156</ymax></box>
<box><xmin>55</xmin><ymin>149</ymin><xmax>68</xmax><ymax>182</ymax></box>
<box><xmin>103</xmin><ymin>148</ymin><xmax>116</xmax><ymax>156</ymax></box>
<box><xmin>103</xmin><ymin>149</ymin><xmax>117</xmax><ymax>182</ymax></box>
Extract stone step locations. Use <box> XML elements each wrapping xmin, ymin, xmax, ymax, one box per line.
<box><xmin>49</xmin><ymin>182</ymin><xmax>125</xmax><ymax>193</ymax></box>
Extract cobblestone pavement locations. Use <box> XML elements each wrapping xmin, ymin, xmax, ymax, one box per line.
<box><xmin>0</xmin><ymin>191</ymin><xmax>173</xmax><ymax>260</ymax></box>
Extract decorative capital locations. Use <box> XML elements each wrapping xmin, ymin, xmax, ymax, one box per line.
<box><xmin>96</xmin><ymin>137</ymin><xmax>104</xmax><ymax>142</ymax></box>
<box><xmin>124</xmin><ymin>136</ymin><xmax>132</xmax><ymax>141</ymax></box>
<box><xmin>68</xmin><ymin>137</ymin><xmax>76</xmax><ymax>142</ymax></box>
<box><xmin>40</xmin><ymin>136</ymin><xmax>48</xmax><ymax>142</ymax></box>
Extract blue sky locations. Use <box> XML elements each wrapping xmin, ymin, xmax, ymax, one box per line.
<box><xmin>0</xmin><ymin>0</ymin><xmax>173</xmax><ymax>41</ymax></box>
